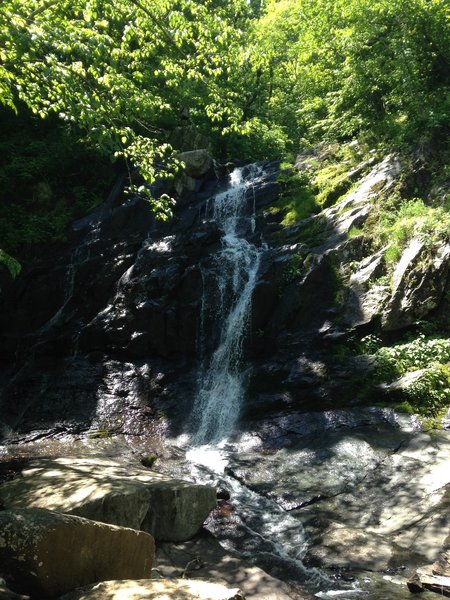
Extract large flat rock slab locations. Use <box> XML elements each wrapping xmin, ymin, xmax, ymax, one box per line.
<box><xmin>0</xmin><ymin>456</ymin><xmax>216</xmax><ymax>542</ymax></box>
<box><xmin>155</xmin><ymin>532</ymin><xmax>309</xmax><ymax>599</ymax></box>
<box><xmin>58</xmin><ymin>579</ymin><xmax>244</xmax><ymax>600</ymax></box>
<box><xmin>0</xmin><ymin>508</ymin><xmax>154</xmax><ymax>598</ymax></box>
<box><xmin>226</xmin><ymin>416</ymin><xmax>450</xmax><ymax>565</ymax></box>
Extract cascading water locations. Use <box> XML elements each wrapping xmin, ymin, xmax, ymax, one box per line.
<box><xmin>191</xmin><ymin>165</ymin><xmax>263</xmax><ymax>444</ymax></box>
<box><xmin>179</xmin><ymin>164</ymin><xmax>328</xmax><ymax>593</ymax></box>
<box><xmin>179</xmin><ymin>164</ymin><xmax>353</xmax><ymax>597</ymax></box>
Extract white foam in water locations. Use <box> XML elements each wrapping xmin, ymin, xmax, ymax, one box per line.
<box><xmin>315</xmin><ymin>591</ymin><xmax>364</xmax><ymax>598</ymax></box>
<box><xmin>186</xmin><ymin>444</ymin><xmax>229</xmax><ymax>473</ymax></box>
<box><xmin>191</xmin><ymin>165</ymin><xmax>263</xmax><ymax>444</ymax></box>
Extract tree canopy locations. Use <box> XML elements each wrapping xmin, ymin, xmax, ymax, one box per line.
<box><xmin>0</xmin><ymin>0</ymin><xmax>448</xmax><ymax>269</ymax></box>
<box><xmin>2</xmin><ymin>0</ymin><xmax>448</xmax><ymax>164</ymax></box>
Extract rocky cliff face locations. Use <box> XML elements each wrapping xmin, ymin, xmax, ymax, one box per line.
<box><xmin>1</xmin><ymin>147</ymin><xmax>450</xmax><ymax>599</ymax></box>
<box><xmin>0</xmin><ymin>149</ymin><xmax>449</xmax><ymax>442</ymax></box>
<box><xmin>0</xmin><ymin>158</ymin><xmax>281</xmax><ymax>441</ymax></box>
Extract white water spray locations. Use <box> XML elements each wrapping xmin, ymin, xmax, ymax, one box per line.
<box><xmin>182</xmin><ymin>164</ymin><xmax>334</xmax><ymax>594</ymax></box>
<box><xmin>191</xmin><ymin>166</ymin><xmax>264</xmax><ymax>444</ymax></box>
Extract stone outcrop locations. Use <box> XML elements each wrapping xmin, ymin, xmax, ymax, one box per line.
<box><xmin>408</xmin><ymin>542</ymin><xmax>450</xmax><ymax>596</ymax></box>
<box><xmin>0</xmin><ymin>508</ymin><xmax>154</xmax><ymax>598</ymax></box>
<box><xmin>177</xmin><ymin>149</ymin><xmax>213</xmax><ymax>178</ymax></box>
<box><xmin>0</xmin><ymin>146</ymin><xmax>449</xmax><ymax>598</ymax></box>
<box><xmin>383</xmin><ymin>238</ymin><xmax>450</xmax><ymax>330</ymax></box>
<box><xmin>58</xmin><ymin>579</ymin><xmax>245</xmax><ymax>600</ymax></box>
<box><xmin>408</xmin><ymin>565</ymin><xmax>450</xmax><ymax>596</ymax></box>
<box><xmin>306</xmin><ymin>522</ymin><xmax>423</xmax><ymax>571</ymax></box>
<box><xmin>155</xmin><ymin>531</ymin><xmax>305</xmax><ymax>600</ymax></box>
<box><xmin>0</xmin><ymin>457</ymin><xmax>216</xmax><ymax>542</ymax></box>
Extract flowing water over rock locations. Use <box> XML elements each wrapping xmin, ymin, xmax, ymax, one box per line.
<box><xmin>182</xmin><ymin>165</ymin><xmax>335</xmax><ymax>595</ymax></box>
<box><xmin>191</xmin><ymin>166</ymin><xmax>264</xmax><ymax>444</ymax></box>
<box><xmin>2</xmin><ymin>152</ymin><xmax>450</xmax><ymax>599</ymax></box>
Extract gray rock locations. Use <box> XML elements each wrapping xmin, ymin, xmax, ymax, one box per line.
<box><xmin>307</xmin><ymin>522</ymin><xmax>422</xmax><ymax>571</ymax></box>
<box><xmin>318</xmin><ymin>154</ymin><xmax>402</xmax><ymax>250</ymax></box>
<box><xmin>344</xmin><ymin>249</ymin><xmax>390</xmax><ymax>326</ymax></box>
<box><xmin>408</xmin><ymin>564</ymin><xmax>450</xmax><ymax>596</ymax></box>
<box><xmin>0</xmin><ymin>457</ymin><xmax>216</xmax><ymax>542</ymax></box>
<box><xmin>155</xmin><ymin>532</ymin><xmax>303</xmax><ymax>599</ymax></box>
<box><xmin>58</xmin><ymin>579</ymin><xmax>245</xmax><ymax>600</ymax></box>
<box><xmin>377</xmin><ymin>369</ymin><xmax>426</xmax><ymax>394</ymax></box>
<box><xmin>0</xmin><ymin>508</ymin><xmax>154</xmax><ymax>598</ymax></box>
<box><xmin>383</xmin><ymin>238</ymin><xmax>450</xmax><ymax>330</ymax></box>
<box><xmin>178</xmin><ymin>149</ymin><xmax>212</xmax><ymax>178</ymax></box>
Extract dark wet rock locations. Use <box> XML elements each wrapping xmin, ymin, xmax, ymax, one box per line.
<box><xmin>0</xmin><ymin>578</ymin><xmax>30</xmax><ymax>600</ymax></box>
<box><xmin>0</xmin><ymin>507</ymin><xmax>154</xmax><ymax>598</ymax></box>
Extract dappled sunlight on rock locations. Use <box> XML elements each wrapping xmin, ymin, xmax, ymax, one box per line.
<box><xmin>58</xmin><ymin>578</ymin><xmax>244</xmax><ymax>600</ymax></box>
<box><xmin>0</xmin><ymin>456</ymin><xmax>216</xmax><ymax>542</ymax></box>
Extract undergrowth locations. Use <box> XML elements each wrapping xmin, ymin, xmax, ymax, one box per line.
<box><xmin>0</xmin><ymin>107</ymin><xmax>115</xmax><ymax>272</ymax></box>
<box><xmin>371</xmin><ymin>195</ymin><xmax>450</xmax><ymax>266</ymax></box>
<box><xmin>359</xmin><ymin>333</ymin><xmax>450</xmax><ymax>418</ymax></box>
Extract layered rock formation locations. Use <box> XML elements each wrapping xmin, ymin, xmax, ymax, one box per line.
<box><xmin>1</xmin><ymin>147</ymin><xmax>449</xmax><ymax>598</ymax></box>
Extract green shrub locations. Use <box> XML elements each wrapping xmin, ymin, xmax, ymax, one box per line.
<box><xmin>376</xmin><ymin>334</ymin><xmax>450</xmax><ymax>374</ymax></box>
<box><xmin>0</xmin><ymin>107</ymin><xmax>114</xmax><ymax>260</ymax></box>
<box><xmin>0</xmin><ymin>249</ymin><xmax>21</xmax><ymax>278</ymax></box>
<box><xmin>357</xmin><ymin>333</ymin><xmax>450</xmax><ymax>418</ymax></box>
<box><xmin>372</xmin><ymin>196</ymin><xmax>450</xmax><ymax>267</ymax></box>
<box><xmin>282</xmin><ymin>254</ymin><xmax>304</xmax><ymax>284</ymax></box>
<box><xmin>297</xmin><ymin>215</ymin><xmax>328</xmax><ymax>247</ymax></box>
<box><xmin>276</xmin><ymin>170</ymin><xmax>319</xmax><ymax>225</ymax></box>
<box><xmin>404</xmin><ymin>364</ymin><xmax>450</xmax><ymax>417</ymax></box>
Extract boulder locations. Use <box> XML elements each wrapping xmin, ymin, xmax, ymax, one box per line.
<box><xmin>383</xmin><ymin>238</ymin><xmax>450</xmax><ymax>330</ymax></box>
<box><xmin>155</xmin><ymin>532</ymin><xmax>303</xmax><ymax>600</ymax></box>
<box><xmin>344</xmin><ymin>249</ymin><xmax>390</xmax><ymax>327</ymax></box>
<box><xmin>433</xmin><ymin>551</ymin><xmax>450</xmax><ymax>576</ymax></box>
<box><xmin>408</xmin><ymin>565</ymin><xmax>450</xmax><ymax>596</ymax></box>
<box><xmin>306</xmin><ymin>522</ymin><xmax>420</xmax><ymax>571</ymax></box>
<box><xmin>0</xmin><ymin>457</ymin><xmax>216</xmax><ymax>542</ymax></box>
<box><xmin>178</xmin><ymin>150</ymin><xmax>212</xmax><ymax>178</ymax></box>
<box><xmin>0</xmin><ymin>508</ymin><xmax>154</xmax><ymax>598</ymax></box>
<box><xmin>58</xmin><ymin>579</ymin><xmax>245</xmax><ymax>600</ymax></box>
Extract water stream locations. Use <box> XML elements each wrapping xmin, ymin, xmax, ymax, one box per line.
<box><xmin>184</xmin><ymin>164</ymin><xmax>334</xmax><ymax>594</ymax></box>
<box><xmin>191</xmin><ymin>165</ymin><xmax>264</xmax><ymax>444</ymax></box>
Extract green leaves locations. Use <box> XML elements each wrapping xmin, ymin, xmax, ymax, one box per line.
<box><xmin>0</xmin><ymin>249</ymin><xmax>21</xmax><ymax>278</ymax></box>
<box><xmin>254</xmin><ymin>0</ymin><xmax>449</xmax><ymax>146</ymax></box>
<box><xmin>0</xmin><ymin>0</ymin><xmax>259</xmax><ymax>213</ymax></box>
<box><xmin>0</xmin><ymin>0</ymin><xmax>447</xmax><ymax>214</ymax></box>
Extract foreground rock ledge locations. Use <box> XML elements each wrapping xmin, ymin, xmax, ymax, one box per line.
<box><xmin>0</xmin><ymin>457</ymin><xmax>216</xmax><ymax>542</ymax></box>
<box><xmin>0</xmin><ymin>508</ymin><xmax>154</xmax><ymax>598</ymax></box>
<box><xmin>58</xmin><ymin>579</ymin><xmax>244</xmax><ymax>600</ymax></box>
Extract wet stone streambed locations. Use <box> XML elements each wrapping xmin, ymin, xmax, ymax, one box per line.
<box><xmin>154</xmin><ymin>406</ymin><xmax>450</xmax><ymax>599</ymax></box>
<box><xmin>1</xmin><ymin>406</ymin><xmax>450</xmax><ymax>598</ymax></box>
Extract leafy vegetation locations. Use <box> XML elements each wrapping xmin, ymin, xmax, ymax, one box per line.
<box><xmin>358</xmin><ymin>333</ymin><xmax>450</xmax><ymax>418</ymax></box>
<box><xmin>0</xmin><ymin>108</ymin><xmax>114</xmax><ymax>262</ymax></box>
<box><xmin>370</xmin><ymin>195</ymin><xmax>450</xmax><ymax>267</ymax></box>
<box><xmin>272</xmin><ymin>170</ymin><xmax>318</xmax><ymax>226</ymax></box>
<box><xmin>1</xmin><ymin>0</ymin><xmax>448</xmax><ymax>179</ymax></box>
<box><xmin>0</xmin><ymin>0</ymin><xmax>448</xmax><ymax>269</ymax></box>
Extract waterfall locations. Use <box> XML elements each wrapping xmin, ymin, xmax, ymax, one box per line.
<box><xmin>191</xmin><ymin>165</ymin><xmax>264</xmax><ymax>444</ymax></box>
